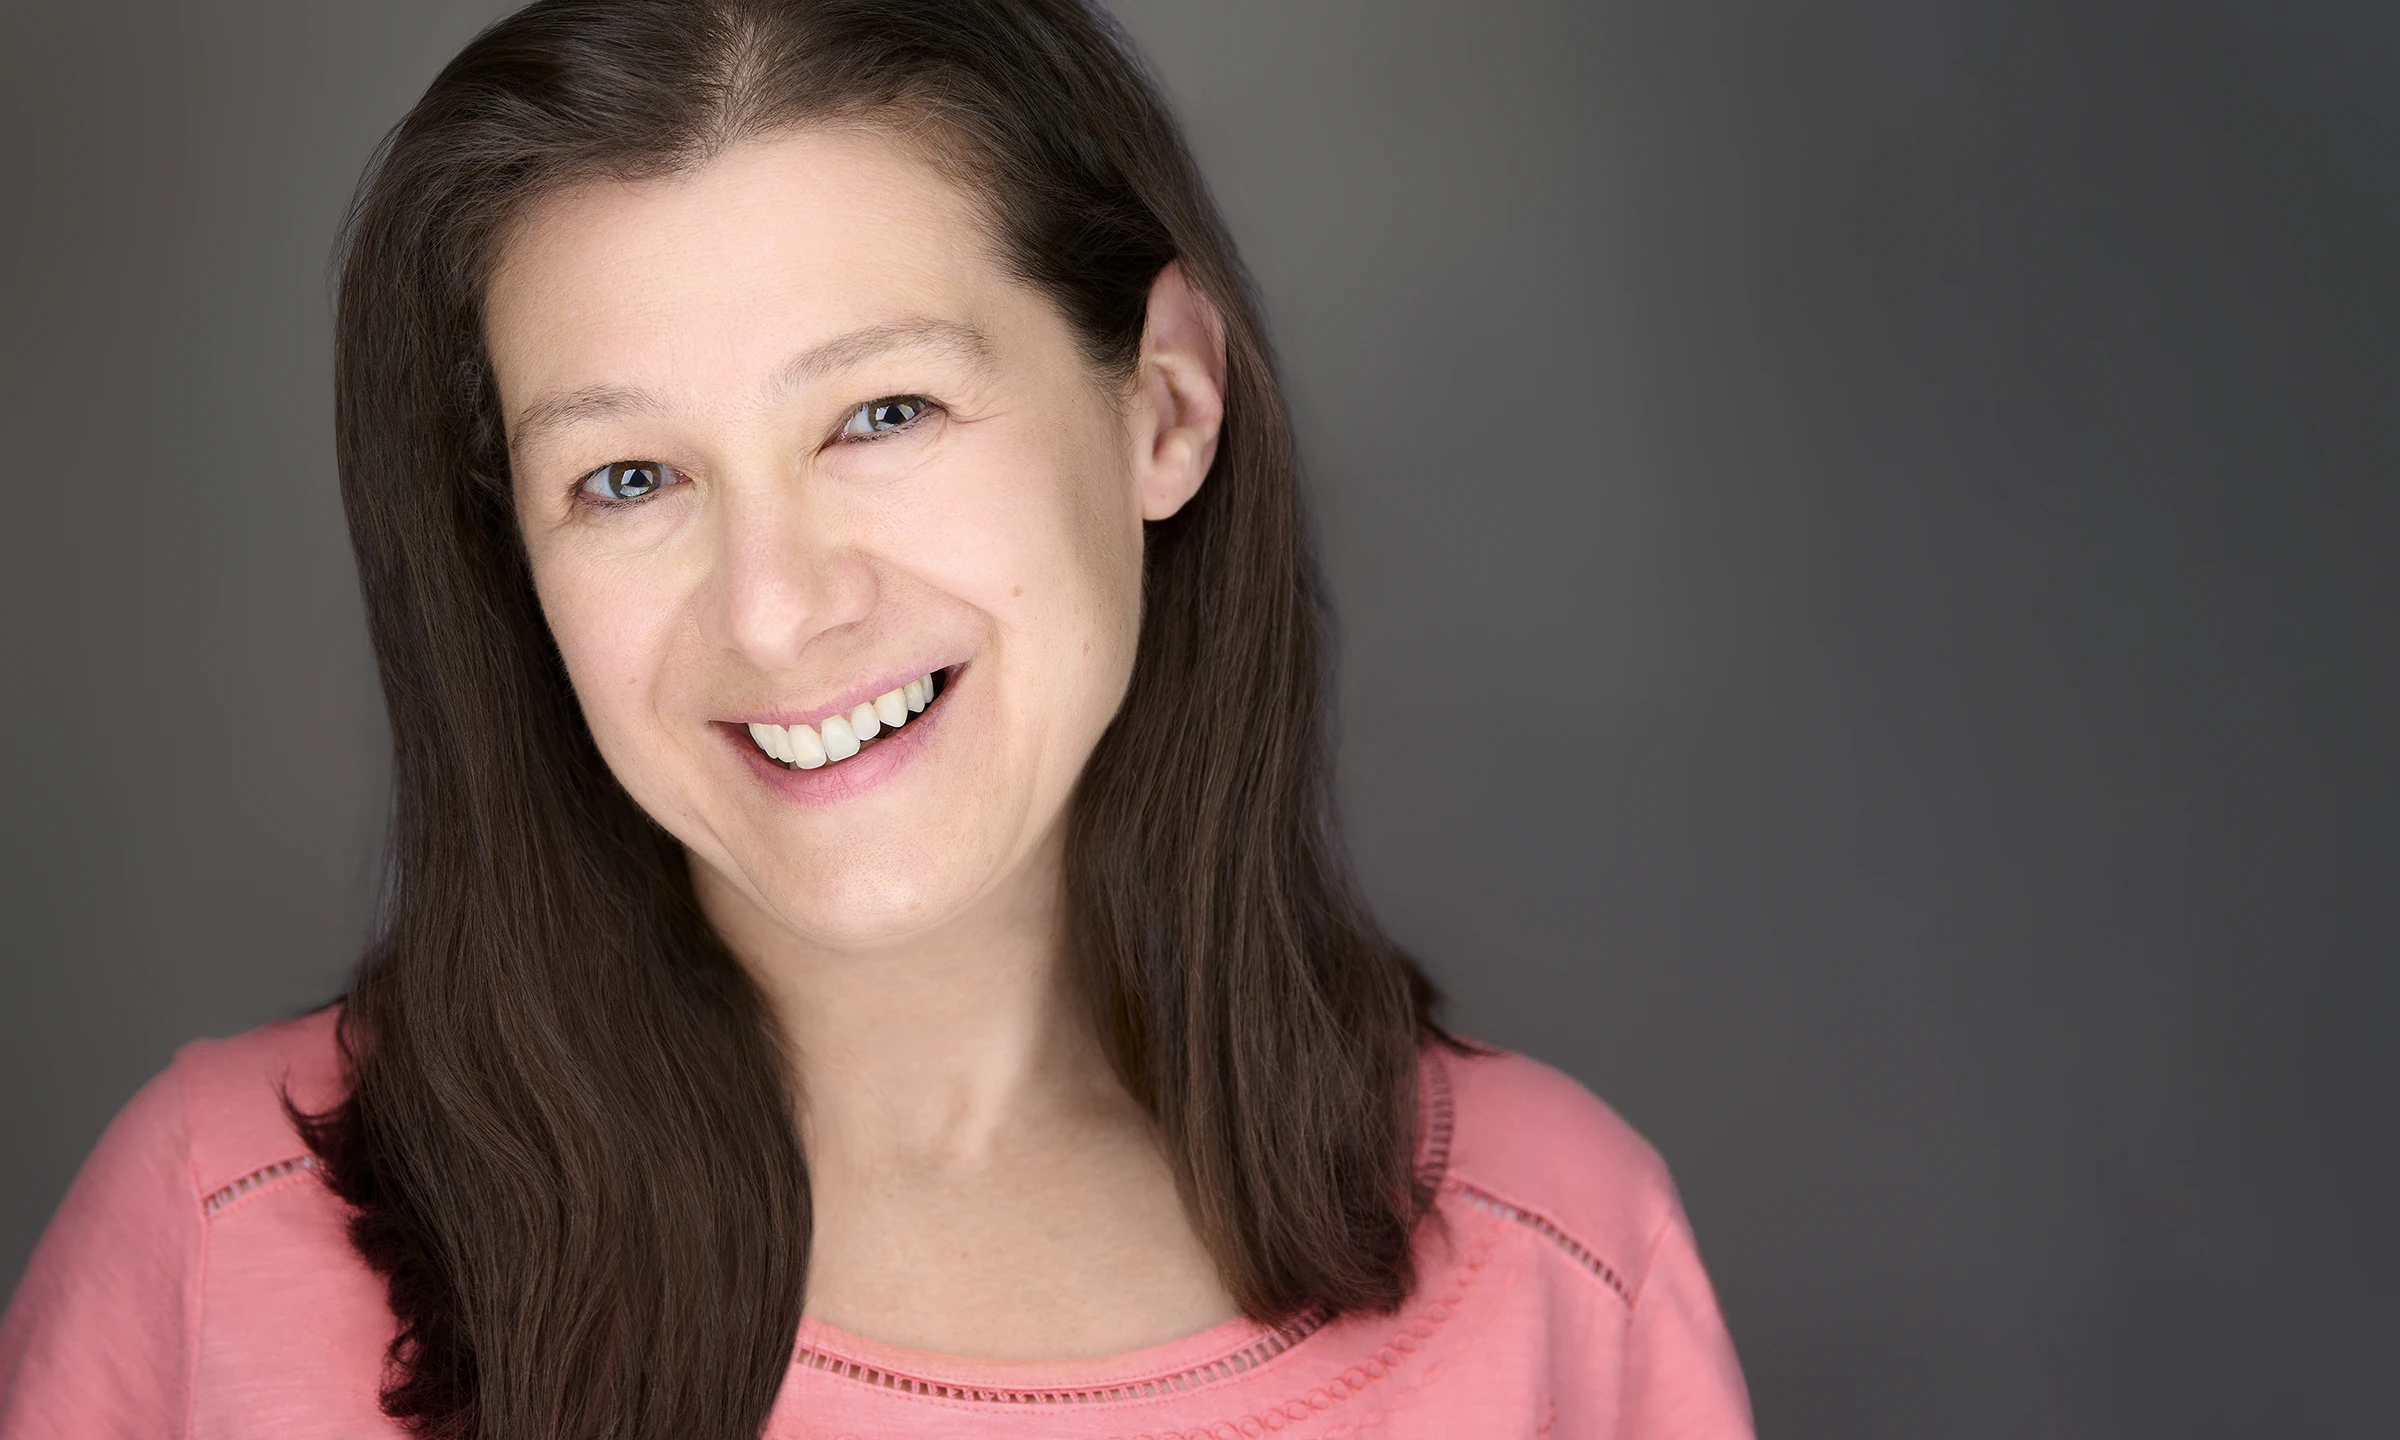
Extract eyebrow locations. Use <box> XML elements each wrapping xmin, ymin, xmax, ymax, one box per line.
<box><xmin>506</xmin><ymin>316</ymin><xmax>995</xmax><ymax>456</ymax></box>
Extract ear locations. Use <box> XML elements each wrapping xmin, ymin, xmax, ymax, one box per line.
<box><xmin>1128</xmin><ymin>262</ymin><xmax>1227</xmax><ymax>522</ymax></box>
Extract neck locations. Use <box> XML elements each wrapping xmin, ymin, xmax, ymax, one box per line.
<box><xmin>692</xmin><ymin>827</ymin><xmax>1119</xmax><ymax>1167</ymax></box>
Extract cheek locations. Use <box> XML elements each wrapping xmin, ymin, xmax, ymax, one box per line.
<box><xmin>1062</xmin><ymin>489</ymin><xmax>1146</xmax><ymax>700</ymax></box>
<box><xmin>931</xmin><ymin>421</ymin><xmax>1144</xmax><ymax>704</ymax></box>
<box><xmin>1062</xmin><ymin>436</ymin><xmax>1150</xmax><ymax>688</ymax></box>
<box><xmin>528</xmin><ymin>543</ymin><xmax>685</xmax><ymax>755</ymax></box>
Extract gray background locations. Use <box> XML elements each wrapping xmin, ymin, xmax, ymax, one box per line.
<box><xmin>3</xmin><ymin>2</ymin><xmax>2393</xmax><ymax>1435</ymax></box>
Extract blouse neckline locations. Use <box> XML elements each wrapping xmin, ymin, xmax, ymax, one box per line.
<box><xmin>775</xmin><ymin>1048</ymin><xmax>1454</xmax><ymax>1404</ymax></box>
<box><xmin>788</xmin><ymin>1306</ymin><xmax>1328</xmax><ymax>1402</ymax></box>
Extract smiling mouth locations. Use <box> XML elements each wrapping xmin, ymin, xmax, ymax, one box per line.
<box><xmin>743</xmin><ymin>667</ymin><xmax>950</xmax><ymax>770</ymax></box>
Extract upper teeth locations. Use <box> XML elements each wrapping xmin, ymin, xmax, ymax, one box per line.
<box><xmin>747</xmin><ymin>672</ymin><xmax>938</xmax><ymax>770</ymax></box>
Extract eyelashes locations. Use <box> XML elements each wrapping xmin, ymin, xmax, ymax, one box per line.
<box><xmin>569</xmin><ymin>394</ymin><xmax>941</xmax><ymax>510</ymax></box>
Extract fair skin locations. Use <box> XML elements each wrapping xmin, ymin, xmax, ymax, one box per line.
<box><xmin>484</xmin><ymin>127</ymin><xmax>1235</xmax><ymax>1360</ymax></box>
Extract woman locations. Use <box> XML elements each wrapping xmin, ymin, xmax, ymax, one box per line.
<box><xmin>0</xmin><ymin>2</ymin><xmax>1752</xmax><ymax>1435</ymax></box>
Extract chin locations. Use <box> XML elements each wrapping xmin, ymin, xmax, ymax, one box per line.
<box><xmin>740</xmin><ymin>846</ymin><xmax>999</xmax><ymax>954</ymax></box>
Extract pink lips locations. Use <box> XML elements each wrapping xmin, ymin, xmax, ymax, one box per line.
<box><xmin>723</xmin><ymin>663</ymin><xmax>958</xmax><ymax>805</ymax></box>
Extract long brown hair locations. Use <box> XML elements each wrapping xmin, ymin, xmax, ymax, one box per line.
<box><xmin>300</xmin><ymin>2</ymin><xmax>1444</xmax><ymax>1436</ymax></box>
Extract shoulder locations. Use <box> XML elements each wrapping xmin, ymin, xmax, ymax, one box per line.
<box><xmin>169</xmin><ymin>1005</ymin><xmax>345</xmax><ymax>1207</ymax></box>
<box><xmin>0</xmin><ymin>1007</ymin><xmax>358</xmax><ymax>1432</ymax></box>
<box><xmin>19</xmin><ymin>1004</ymin><xmax>343</xmax><ymax>1242</ymax></box>
<box><xmin>1427</xmin><ymin>1041</ymin><xmax>1682</xmax><ymax>1302</ymax></box>
<box><xmin>18</xmin><ymin>1005</ymin><xmax>345</xmax><ymax>1272</ymax></box>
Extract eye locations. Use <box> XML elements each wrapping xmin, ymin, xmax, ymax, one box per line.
<box><xmin>839</xmin><ymin>395</ymin><xmax>933</xmax><ymax>440</ymax></box>
<box><xmin>577</xmin><ymin>460</ymin><xmax>681</xmax><ymax>503</ymax></box>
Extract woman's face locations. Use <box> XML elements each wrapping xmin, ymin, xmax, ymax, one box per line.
<box><xmin>485</xmin><ymin>129</ymin><xmax>1219</xmax><ymax>956</ymax></box>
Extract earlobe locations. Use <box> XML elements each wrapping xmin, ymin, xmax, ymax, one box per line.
<box><xmin>1134</xmin><ymin>262</ymin><xmax>1228</xmax><ymax>522</ymax></box>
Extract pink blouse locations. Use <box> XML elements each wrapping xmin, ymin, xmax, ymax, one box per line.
<box><xmin>0</xmin><ymin>1010</ymin><xmax>1752</xmax><ymax>1438</ymax></box>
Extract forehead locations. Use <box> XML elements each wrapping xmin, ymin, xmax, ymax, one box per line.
<box><xmin>484</xmin><ymin>127</ymin><xmax>1004</xmax><ymax>403</ymax></box>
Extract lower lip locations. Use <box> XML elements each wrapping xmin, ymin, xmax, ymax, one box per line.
<box><xmin>720</xmin><ymin>667</ymin><xmax>959</xmax><ymax>806</ymax></box>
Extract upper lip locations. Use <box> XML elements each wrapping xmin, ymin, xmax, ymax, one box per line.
<box><xmin>727</xmin><ymin>660</ymin><xmax>958</xmax><ymax>729</ymax></box>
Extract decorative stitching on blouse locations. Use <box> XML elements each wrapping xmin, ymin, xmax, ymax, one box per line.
<box><xmin>1096</xmin><ymin>1214</ymin><xmax>1502</xmax><ymax>1440</ymax></box>
<box><xmin>793</xmin><ymin>1307</ymin><xmax>1330</xmax><ymax>1406</ymax></box>
<box><xmin>1417</xmin><ymin>1048</ymin><xmax>1456</xmax><ymax>1192</ymax></box>
<box><xmin>1445</xmin><ymin>1180</ymin><xmax>1633</xmax><ymax>1307</ymax></box>
<box><xmin>201</xmin><ymin>1155</ymin><xmax>319</xmax><ymax>1218</ymax></box>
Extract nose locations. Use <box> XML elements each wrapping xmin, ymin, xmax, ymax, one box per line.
<box><xmin>697</xmin><ymin>466</ymin><xmax>877</xmax><ymax>672</ymax></box>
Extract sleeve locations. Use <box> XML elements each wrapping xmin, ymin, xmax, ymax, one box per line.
<box><xmin>1617</xmin><ymin>1199</ymin><xmax>1755</xmax><ymax>1440</ymax></box>
<box><xmin>0</xmin><ymin>1059</ymin><xmax>205</xmax><ymax>1440</ymax></box>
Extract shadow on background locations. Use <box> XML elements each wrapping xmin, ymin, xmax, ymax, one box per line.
<box><xmin>3</xmin><ymin>2</ymin><xmax>2393</xmax><ymax>1435</ymax></box>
